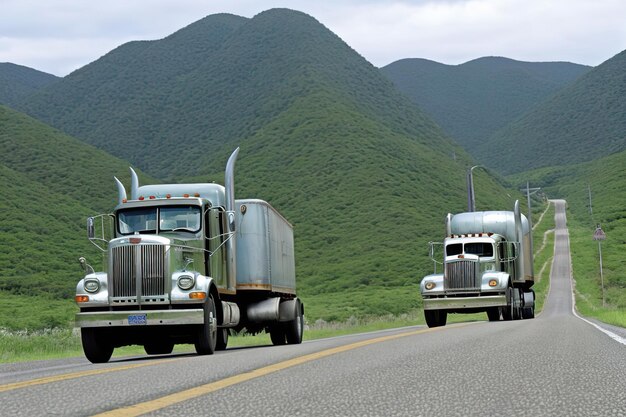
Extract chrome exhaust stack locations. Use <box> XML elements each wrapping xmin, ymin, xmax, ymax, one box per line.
<box><xmin>114</xmin><ymin>177</ymin><xmax>127</xmax><ymax>205</ymax></box>
<box><xmin>224</xmin><ymin>148</ymin><xmax>240</xmax><ymax>293</ymax></box>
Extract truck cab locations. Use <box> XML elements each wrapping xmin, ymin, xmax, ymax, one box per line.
<box><xmin>419</xmin><ymin>203</ymin><xmax>535</xmax><ymax>327</ymax></box>
<box><xmin>75</xmin><ymin>149</ymin><xmax>303</xmax><ymax>363</ymax></box>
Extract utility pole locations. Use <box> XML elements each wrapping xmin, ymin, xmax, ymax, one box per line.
<box><xmin>467</xmin><ymin>165</ymin><xmax>482</xmax><ymax>212</ymax></box>
<box><xmin>588</xmin><ymin>184</ymin><xmax>593</xmax><ymax>215</ymax></box>
<box><xmin>593</xmin><ymin>225</ymin><xmax>606</xmax><ymax>307</ymax></box>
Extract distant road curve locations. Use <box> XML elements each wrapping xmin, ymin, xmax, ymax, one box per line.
<box><xmin>1</xmin><ymin>199</ymin><xmax>624</xmax><ymax>416</ymax></box>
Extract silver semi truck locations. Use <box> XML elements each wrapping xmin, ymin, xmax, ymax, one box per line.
<box><xmin>75</xmin><ymin>148</ymin><xmax>303</xmax><ymax>363</ymax></box>
<box><xmin>419</xmin><ymin>201</ymin><xmax>535</xmax><ymax>327</ymax></box>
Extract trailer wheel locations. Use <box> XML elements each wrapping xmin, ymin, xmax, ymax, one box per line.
<box><xmin>424</xmin><ymin>310</ymin><xmax>447</xmax><ymax>328</ymax></box>
<box><xmin>195</xmin><ymin>294</ymin><xmax>217</xmax><ymax>355</ymax></box>
<box><xmin>486</xmin><ymin>307</ymin><xmax>501</xmax><ymax>321</ymax></box>
<box><xmin>269</xmin><ymin>326</ymin><xmax>287</xmax><ymax>345</ymax></box>
<box><xmin>81</xmin><ymin>328</ymin><xmax>114</xmax><ymax>364</ymax></box>
<box><xmin>216</xmin><ymin>328</ymin><xmax>229</xmax><ymax>351</ymax></box>
<box><xmin>285</xmin><ymin>300</ymin><xmax>303</xmax><ymax>344</ymax></box>
<box><xmin>144</xmin><ymin>341</ymin><xmax>174</xmax><ymax>355</ymax></box>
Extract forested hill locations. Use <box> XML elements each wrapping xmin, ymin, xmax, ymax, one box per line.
<box><xmin>0</xmin><ymin>63</ymin><xmax>59</xmax><ymax>107</ymax></box>
<box><xmin>482</xmin><ymin>49</ymin><xmax>626</xmax><ymax>174</ymax></box>
<box><xmin>0</xmin><ymin>106</ymin><xmax>156</xmax><ymax>328</ymax></box>
<box><xmin>381</xmin><ymin>57</ymin><xmax>590</xmax><ymax>153</ymax></box>
<box><xmin>16</xmin><ymin>8</ymin><xmax>451</xmax><ymax>180</ymax></box>
<box><xmin>6</xmin><ymin>9</ymin><xmax>522</xmax><ymax>321</ymax></box>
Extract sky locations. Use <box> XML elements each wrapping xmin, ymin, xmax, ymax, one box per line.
<box><xmin>1</xmin><ymin>0</ymin><xmax>625</xmax><ymax>77</ymax></box>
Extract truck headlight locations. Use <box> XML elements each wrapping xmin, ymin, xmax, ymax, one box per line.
<box><xmin>425</xmin><ymin>281</ymin><xmax>436</xmax><ymax>290</ymax></box>
<box><xmin>488</xmin><ymin>279</ymin><xmax>498</xmax><ymax>287</ymax></box>
<box><xmin>84</xmin><ymin>279</ymin><xmax>100</xmax><ymax>293</ymax></box>
<box><xmin>177</xmin><ymin>275</ymin><xmax>195</xmax><ymax>290</ymax></box>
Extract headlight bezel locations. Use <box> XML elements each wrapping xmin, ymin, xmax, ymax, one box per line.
<box><xmin>177</xmin><ymin>275</ymin><xmax>195</xmax><ymax>290</ymax></box>
<box><xmin>84</xmin><ymin>279</ymin><xmax>100</xmax><ymax>293</ymax></box>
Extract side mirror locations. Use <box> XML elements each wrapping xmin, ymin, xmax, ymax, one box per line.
<box><xmin>87</xmin><ymin>217</ymin><xmax>95</xmax><ymax>239</ymax></box>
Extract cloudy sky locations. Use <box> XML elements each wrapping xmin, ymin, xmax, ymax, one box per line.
<box><xmin>1</xmin><ymin>0</ymin><xmax>625</xmax><ymax>76</ymax></box>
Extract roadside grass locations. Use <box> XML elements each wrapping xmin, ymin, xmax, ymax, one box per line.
<box><xmin>532</xmin><ymin>201</ymin><xmax>555</xmax><ymax>313</ymax></box>
<box><xmin>568</xmin><ymin>221</ymin><xmax>626</xmax><ymax>328</ymax></box>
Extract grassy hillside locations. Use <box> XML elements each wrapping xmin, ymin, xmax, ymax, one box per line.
<box><xmin>484</xmin><ymin>50</ymin><xmax>626</xmax><ymax>174</ymax></box>
<box><xmin>510</xmin><ymin>150</ymin><xmax>626</xmax><ymax>322</ymax></box>
<box><xmin>0</xmin><ymin>106</ymin><xmax>155</xmax><ymax>329</ymax></box>
<box><xmin>0</xmin><ymin>63</ymin><xmax>59</xmax><ymax>107</ymax></box>
<box><xmin>381</xmin><ymin>57</ymin><xmax>589</xmax><ymax>152</ymax></box>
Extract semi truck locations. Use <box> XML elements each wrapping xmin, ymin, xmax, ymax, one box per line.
<box><xmin>419</xmin><ymin>201</ymin><xmax>535</xmax><ymax>327</ymax></box>
<box><xmin>75</xmin><ymin>148</ymin><xmax>303</xmax><ymax>363</ymax></box>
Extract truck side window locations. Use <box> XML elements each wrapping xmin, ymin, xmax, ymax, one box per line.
<box><xmin>446</xmin><ymin>243</ymin><xmax>462</xmax><ymax>256</ymax></box>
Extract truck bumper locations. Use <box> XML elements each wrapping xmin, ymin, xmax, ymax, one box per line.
<box><xmin>423</xmin><ymin>295</ymin><xmax>507</xmax><ymax>310</ymax></box>
<box><xmin>75</xmin><ymin>309</ymin><xmax>204</xmax><ymax>328</ymax></box>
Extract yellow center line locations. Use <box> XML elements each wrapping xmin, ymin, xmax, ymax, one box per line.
<box><xmin>0</xmin><ymin>358</ymin><xmax>181</xmax><ymax>393</ymax></box>
<box><xmin>96</xmin><ymin>324</ymin><xmax>469</xmax><ymax>417</ymax></box>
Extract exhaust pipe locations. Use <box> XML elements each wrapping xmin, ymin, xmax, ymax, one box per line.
<box><xmin>224</xmin><ymin>148</ymin><xmax>240</xmax><ymax>293</ymax></box>
<box><xmin>514</xmin><ymin>200</ymin><xmax>525</xmax><ymax>282</ymax></box>
<box><xmin>114</xmin><ymin>177</ymin><xmax>127</xmax><ymax>205</ymax></box>
<box><xmin>130</xmin><ymin>167</ymin><xmax>139</xmax><ymax>200</ymax></box>
<box><xmin>445</xmin><ymin>213</ymin><xmax>453</xmax><ymax>237</ymax></box>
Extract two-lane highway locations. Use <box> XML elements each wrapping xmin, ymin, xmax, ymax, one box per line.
<box><xmin>1</xmin><ymin>200</ymin><xmax>624</xmax><ymax>416</ymax></box>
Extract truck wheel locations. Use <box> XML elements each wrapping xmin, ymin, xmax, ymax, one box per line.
<box><xmin>216</xmin><ymin>328</ymin><xmax>229</xmax><ymax>351</ymax></box>
<box><xmin>486</xmin><ymin>307</ymin><xmax>501</xmax><ymax>321</ymax></box>
<box><xmin>502</xmin><ymin>287</ymin><xmax>514</xmax><ymax>321</ymax></box>
<box><xmin>81</xmin><ymin>328</ymin><xmax>114</xmax><ymax>363</ymax></box>
<box><xmin>144</xmin><ymin>341</ymin><xmax>174</xmax><ymax>355</ymax></box>
<box><xmin>269</xmin><ymin>326</ymin><xmax>286</xmax><ymax>345</ymax></box>
<box><xmin>285</xmin><ymin>300</ymin><xmax>303</xmax><ymax>344</ymax></box>
<box><xmin>195</xmin><ymin>294</ymin><xmax>217</xmax><ymax>355</ymax></box>
<box><xmin>424</xmin><ymin>310</ymin><xmax>447</xmax><ymax>328</ymax></box>
<box><xmin>512</xmin><ymin>288</ymin><xmax>523</xmax><ymax>320</ymax></box>
<box><xmin>522</xmin><ymin>305</ymin><xmax>535</xmax><ymax>319</ymax></box>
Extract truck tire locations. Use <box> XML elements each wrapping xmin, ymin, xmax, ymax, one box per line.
<box><xmin>195</xmin><ymin>294</ymin><xmax>217</xmax><ymax>355</ymax></box>
<box><xmin>81</xmin><ymin>328</ymin><xmax>114</xmax><ymax>364</ymax></box>
<box><xmin>285</xmin><ymin>300</ymin><xmax>303</xmax><ymax>344</ymax></box>
<box><xmin>522</xmin><ymin>305</ymin><xmax>535</xmax><ymax>319</ymax></box>
<box><xmin>503</xmin><ymin>287</ymin><xmax>514</xmax><ymax>321</ymax></box>
<box><xmin>216</xmin><ymin>328</ymin><xmax>229</xmax><ymax>351</ymax></box>
<box><xmin>424</xmin><ymin>310</ymin><xmax>447</xmax><ymax>328</ymax></box>
<box><xmin>269</xmin><ymin>326</ymin><xmax>287</xmax><ymax>345</ymax></box>
<box><xmin>486</xmin><ymin>307</ymin><xmax>501</xmax><ymax>321</ymax></box>
<box><xmin>144</xmin><ymin>341</ymin><xmax>174</xmax><ymax>355</ymax></box>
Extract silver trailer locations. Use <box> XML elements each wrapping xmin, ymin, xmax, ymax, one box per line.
<box><xmin>74</xmin><ymin>148</ymin><xmax>303</xmax><ymax>363</ymax></box>
<box><xmin>419</xmin><ymin>200</ymin><xmax>535</xmax><ymax>327</ymax></box>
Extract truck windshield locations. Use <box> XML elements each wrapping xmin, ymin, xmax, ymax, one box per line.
<box><xmin>117</xmin><ymin>206</ymin><xmax>201</xmax><ymax>235</ymax></box>
<box><xmin>159</xmin><ymin>206</ymin><xmax>201</xmax><ymax>232</ymax></box>
<box><xmin>445</xmin><ymin>242</ymin><xmax>494</xmax><ymax>257</ymax></box>
<box><xmin>464</xmin><ymin>242</ymin><xmax>494</xmax><ymax>257</ymax></box>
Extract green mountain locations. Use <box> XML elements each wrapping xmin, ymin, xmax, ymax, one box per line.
<box><xmin>381</xmin><ymin>57</ymin><xmax>589</xmax><ymax>153</ymax></box>
<box><xmin>482</xmin><ymin>50</ymin><xmax>626</xmax><ymax>175</ymax></box>
<box><xmin>0</xmin><ymin>63</ymin><xmax>59</xmax><ymax>107</ymax></box>
<box><xmin>9</xmin><ymin>9</ymin><xmax>521</xmax><ymax>324</ymax></box>
<box><xmin>0</xmin><ymin>105</ymin><xmax>154</xmax><ymax>329</ymax></box>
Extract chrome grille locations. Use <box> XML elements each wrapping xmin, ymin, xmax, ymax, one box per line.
<box><xmin>444</xmin><ymin>260</ymin><xmax>480</xmax><ymax>292</ymax></box>
<box><xmin>111</xmin><ymin>244</ymin><xmax>166</xmax><ymax>298</ymax></box>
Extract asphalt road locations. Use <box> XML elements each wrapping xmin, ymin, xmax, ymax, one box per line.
<box><xmin>1</xmin><ymin>199</ymin><xmax>624</xmax><ymax>416</ymax></box>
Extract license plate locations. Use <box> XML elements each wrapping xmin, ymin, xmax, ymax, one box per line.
<box><xmin>128</xmin><ymin>314</ymin><xmax>147</xmax><ymax>325</ymax></box>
